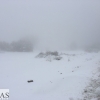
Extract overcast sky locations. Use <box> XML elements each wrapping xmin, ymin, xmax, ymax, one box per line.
<box><xmin>0</xmin><ymin>0</ymin><xmax>100</xmax><ymax>50</ymax></box>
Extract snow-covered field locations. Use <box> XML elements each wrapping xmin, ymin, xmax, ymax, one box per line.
<box><xmin>0</xmin><ymin>51</ymin><xmax>100</xmax><ymax>100</ymax></box>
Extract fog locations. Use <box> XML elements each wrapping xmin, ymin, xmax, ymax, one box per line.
<box><xmin>0</xmin><ymin>0</ymin><xmax>100</xmax><ymax>51</ymax></box>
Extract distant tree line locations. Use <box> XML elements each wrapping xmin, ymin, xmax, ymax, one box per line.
<box><xmin>85</xmin><ymin>43</ymin><xmax>100</xmax><ymax>53</ymax></box>
<box><xmin>0</xmin><ymin>39</ymin><xmax>33</xmax><ymax>52</ymax></box>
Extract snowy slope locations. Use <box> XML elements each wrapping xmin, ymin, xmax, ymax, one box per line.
<box><xmin>0</xmin><ymin>51</ymin><xmax>100</xmax><ymax>100</ymax></box>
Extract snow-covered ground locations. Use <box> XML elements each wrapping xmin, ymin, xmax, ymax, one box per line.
<box><xmin>0</xmin><ymin>51</ymin><xmax>100</xmax><ymax>100</ymax></box>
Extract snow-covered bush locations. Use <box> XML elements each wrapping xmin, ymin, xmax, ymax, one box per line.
<box><xmin>83</xmin><ymin>75</ymin><xmax>100</xmax><ymax>100</ymax></box>
<box><xmin>36</xmin><ymin>52</ymin><xmax>45</xmax><ymax>58</ymax></box>
<box><xmin>36</xmin><ymin>51</ymin><xmax>62</xmax><ymax>61</ymax></box>
<box><xmin>54</xmin><ymin>56</ymin><xmax>62</xmax><ymax>60</ymax></box>
<box><xmin>95</xmin><ymin>87</ymin><xmax>100</xmax><ymax>97</ymax></box>
<box><xmin>45</xmin><ymin>51</ymin><xmax>59</xmax><ymax>56</ymax></box>
<box><xmin>50</xmin><ymin>51</ymin><xmax>58</xmax><ymax>56</ymax></box>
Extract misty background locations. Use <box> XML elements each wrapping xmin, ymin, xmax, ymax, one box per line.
<box><xmin>0</xmin><ymin>0</ymin><xmax>100</xmax><ymax>51</ymax></box>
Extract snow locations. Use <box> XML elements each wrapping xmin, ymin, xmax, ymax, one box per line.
<box><xmin>0</xmin><ymin>51</ymin><xmax>100</xmax><ymax>100</ymax></box>
<box><xmin>95</xmin><ymin>87</ymin><xmax>100</xmax><ymax>96</ymax></box>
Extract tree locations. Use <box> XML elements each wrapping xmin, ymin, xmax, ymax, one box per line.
<box><xmin>10</xmin><ymin>38</ymin><xmax>33</xmax><ymax>52</ymax></box>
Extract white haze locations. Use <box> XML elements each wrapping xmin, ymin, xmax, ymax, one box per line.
<box><xmin>0</xmin><ymin>0</ymin><xmax>100</xmax><ymax>50</ymax></box>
